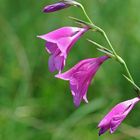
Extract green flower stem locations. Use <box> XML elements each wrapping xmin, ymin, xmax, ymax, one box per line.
<box><xmin>77</xmin><ymin>3</ymin><xmax>118</xmax><ymax>58</ymax></box>
<box><xmin>123</xmin><ymin>75</ymin><xmax>140</xmax><ymax>93</ymax></box>
<box><xmin>123</xmin><ymin>62</ymin><xmax>134</xmax><ymax>83</ymax></box>
<box><xmin>77</xmin><ymin>3</ymin><xmax>93</xmax><ymax>24</ymax></box>
<box><xmin>94</xmin><ymin>26</ymin><xmax>135</xmax><ymax>86</ymax></box>
<box><xmin>92</xmin><ymin>25</ymin><xmax>118</xmax><ymax>58</ymax></box>
<box><xmin>74</xmin><ymin>4</ymin><xmax>140</xmax><ymax>93</ymax></box>
<box><xmin>89</xmin><ymin>39</ymin><xmax>140</xmax><ymax>92</ymax></box>
<box><xmin>90</xmin><ymin>25</ymin><xmax>140</xmax><ymax>92</ymax></box>
<box><xmin>87</xmin><ymin>39</ymin><xmax>112</xmax><ymax>53</ymax></box>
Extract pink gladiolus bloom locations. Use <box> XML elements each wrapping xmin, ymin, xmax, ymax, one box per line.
<box><xmin>37</xmin><ymin>27</ymin><xmax>88</xmax><ymax>73</ymax></box>
<box><xmin>55</xmin><ymin>56</ymin><xmax>109</xmax><ymax>107</ymax></box>
<box><xmin>98</xmin><ymin>97</ymin><xmax>140</xmax><ymax>135</ymax></box>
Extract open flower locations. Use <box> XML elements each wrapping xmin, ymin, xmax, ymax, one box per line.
<box><xmin>55</xmin><ymin>56</ymin><xmax>109</xmax><ymax>107</ymax></box>
<box><xmin>43</xmin><ymin>0</ymin><xmax>77</xmax><ymax>13</ymax></box>
<box><xmin>98</xmin><ymin>97</ymin><xmax>140</xmax><ymax>135</ymax></box>
<box><xmin>37</xmin><ymin>27</ymin><xmax>88</xmax><ymax>73</ymax></box>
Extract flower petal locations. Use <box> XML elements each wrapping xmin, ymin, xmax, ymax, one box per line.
<box><xmin>55</xmin><ymin>58</ymin><xmax>96</xmax><ymax>80</ymax></box>
<box><xmin>110</xmin><ymin>115</ymin><xmax>125</xmax><ymax>133</ymax></box>
<box><xmin>57</xmin><ymin>37</ymin><xmax>72</xmax><ymax>56</ymax></box>
<box><xmin>48</xmin><ymin>55</ymin><xmax>56</xmax><ymax>72</ymax></box>
<box><xmin>37</xmin><ymin>27</ymin><xmax>81</xmax><ymax>43</ymax></box>
<box><xmin>99</xmin><ymin>126</ymin><xmax>109</xmax><ymax>136</ymax></box>
<box><xmin>45</xmin><ymin>42</ymin><xmax>58</xmax><ymax>54</ymax></box>
<box><xmin>54</xmin><ymin>55</ymin><xmax>65</xmax><ymax>72</ymax></box>
<box><xmin>70</xmin><ymin>72</ymin><xmax>90</xmax><ymax>106</ymax></box>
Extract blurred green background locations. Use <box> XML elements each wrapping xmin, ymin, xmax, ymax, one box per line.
<box><xmin>0</xmin><ymin>0</ymin><xmax>140</xmax><ymax>140</ymax></box>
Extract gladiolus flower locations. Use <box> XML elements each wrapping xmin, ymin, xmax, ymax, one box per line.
<box><xmin>43</xmin><ymin>0</ymin><xmax>77</xmax><ymax>13</ymax></box>
<box><xmin>37</xmin><ymin>27</ymin><xmax>88</xmax><ymax>73</ymax></box>
<box><xmin>98</xmin><ymin>97</ymin><xmax>140</xmax><ymax>135</ymax></box>
<box><xmin>55</xmin><ymin>56</ymin><xmax>109</xmax><ymax>107</ymax></box>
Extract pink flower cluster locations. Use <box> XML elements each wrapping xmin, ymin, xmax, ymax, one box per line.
<box><xmin>38</xmin><ymin>1</ymin><xmax>140</xmax><ymax>136</ymax></box>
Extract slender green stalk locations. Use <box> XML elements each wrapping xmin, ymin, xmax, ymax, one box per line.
<box><xmin>90</xmin><ymin>22</ymin><xmax>139</xmax><ymax>92</ymax></box>
<box><xmin>77</xmin><ymin>3</ymin><xmax>118</xmax><ymax>58</ymax></box>
<box><xmin>78</xmin><ymin>3</ymin><xmax>93</xmax><ymax>24</ymax></box>
<box><xmin>92</xmin><ymin>26</ymin><xmax>118</xmax><ymax>57</ymax></box>
<box><xmin>89</xmin><ymin>37</ymin><xmax>139</xmax><ymax>91</ymax></box>
<box><xmin>75</xmin><ymin>3</ymin><xmax>140</xmax><ymax>93</ymax></box>
<box><xmin>123</xmin><ymin>75</ymin><xmax>140</xmax><ymax>93</ymax></box>
<box><xmin>123</xmin><ymin>62</ymin><xmax>134</xmax><ymax>82</ymax></box>
<box><xmin>87</xmin><ymin>39</ymin><xmax>112</xmax><ymax>53</ymax></box>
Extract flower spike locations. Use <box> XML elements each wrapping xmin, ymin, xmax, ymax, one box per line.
<box><xmin>37</xmin><ymin>26</ymin><xmax>88</xmax><ymax>73</ymax></box>
<box><xmin>55</xmin><ymin>56</ymin><xmax>109</xmax><ymax>107</ymax></box>
<box><xmin>98</xmin><ymin>97</ymin><xmax>140</xmax><ymax>135</ymax></box>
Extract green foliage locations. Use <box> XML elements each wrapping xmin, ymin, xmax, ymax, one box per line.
<box><xmin>0</xmin><ymin>0</ymin><xmax>140</xmax><ymax>140</ymax></box>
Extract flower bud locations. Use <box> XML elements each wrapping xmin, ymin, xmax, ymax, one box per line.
<box><xmin>43</xmin><ymin>0</ymin><xmax>78</xmax><ymax>13</ymax></box>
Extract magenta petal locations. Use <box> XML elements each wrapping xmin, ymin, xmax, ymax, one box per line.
<box><xmin>55</xmin><ymin>59</ymin><xmax>96</xmax><ymax>80</ymax></box>
<box><xmin>55</xmin><ymin>59</ymin><xmax>80</xmax><ymax>80</ymax></box>
<box><xmin>72</xmin><ymin>81</ymin><xmax>89</xmax><ymax>107</ymax></box>
<box><xmin>110</xmin><ymin>115</ymin><xmax>125</xmax><ymax>134</ymax></box>
<box><xmin>45</xmin><ymin>42</ymin><xmax>57</xmax><ymax>54</ymax></box>
<box><xmin>48</xmin><ymin>49</ymin><xmax>65</xmax><ymax>73</ymax></box>
<box><xmin>48</xmin><ymin>55</ymin><xmax>56</xmax><ymax>72</ymax></box>
<box><xmin>70</xmin><ymin>72</ymin><xmax>90</xmax><ymax>106</ymax></box>
<box><xmin>57</xmin><ymin>37</ymin><xmax>72</xmax><ymax>55</ymax></box>
<box><xmin>38</xmin><ymin>27</ymin><xmax>81</xmax><ymax>42</ymax></box>
<box><xmin>99</xmin><ymin>126</ymin><xmax>109</xmax><ymax>136</ymax></box>
<box><xmin>54</xmin><ymin>55</ymin><xmax>65</xmax><ymax>72</ymax></box>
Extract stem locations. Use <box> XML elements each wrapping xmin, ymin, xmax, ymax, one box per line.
<box><xmin>123</xmin><ymin>62</ymin><xmax>134</xmax><ymax>82</ymax></box>
<box><xmin>88</xmin><ymin>39</ymin><xmax>112</xmax><ymax>53</ymax></box>
<box><xmin>90</xmin><ymin>26</ymin><xmax>140</xmax><ymax>92</ymax></box>
<box><xmin>73</xmin><ymin>4</ymin><xmax>140</xmax><ymax>93</ymax></box>
<box><xmin>78</xmin><ymin>3</ymin><xmax>93</xmax><ymax>24</ymax></box>
<box><xmin>123</xmin><ymin>75</ymin><xmax>140</xmax><ymax>94</ymax></box>
<box><xmin>94</xmin><ymin>26</ymin><xmax>118</xmax><ymax>58</ymax></box>
<box><xmin>102</xmin><ymin>31</ymin><xmax>117</xmax><ymax>56</ymax></box>
<box><xmin>92</xmin><ymin>25</ymin><xmax>140</xmax><ymax>91</ymax></box>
